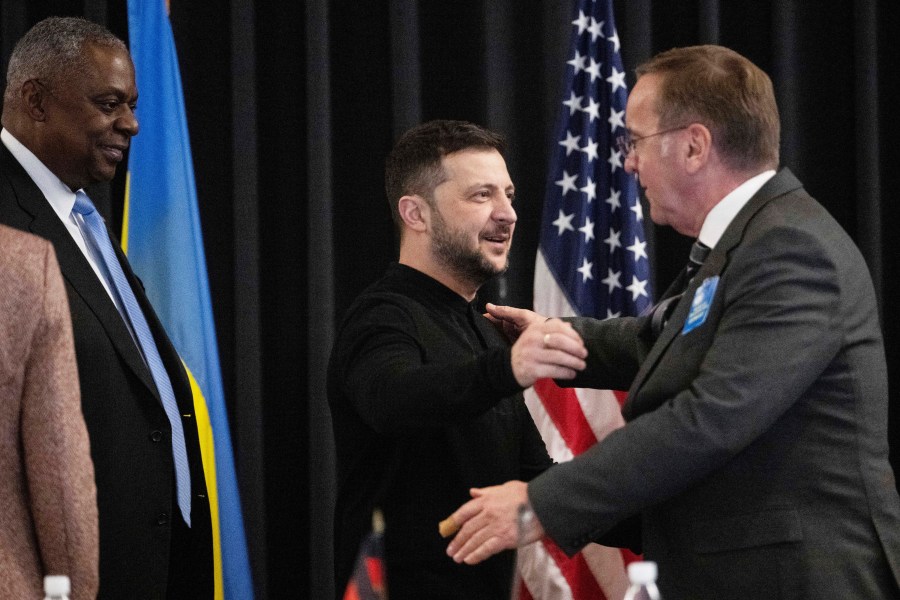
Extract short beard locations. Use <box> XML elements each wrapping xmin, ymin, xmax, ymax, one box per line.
<box><xmin>430</xmin><ymin>207</ymin><xmax>510</xmax><ymax>289</ymax></box>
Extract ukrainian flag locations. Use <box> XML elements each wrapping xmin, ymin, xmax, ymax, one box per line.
<box><xmin>125</xmin><ymin>1</ymin><xmax>253</xmax><ymax>598</ymax></box>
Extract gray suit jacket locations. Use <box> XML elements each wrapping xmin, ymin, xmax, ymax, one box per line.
<box><xmin>529</xmin><ymin>169</ymin><xmax>900</xmax><ymax>599</ymax></box>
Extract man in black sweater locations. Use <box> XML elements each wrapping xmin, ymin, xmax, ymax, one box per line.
<box><xmin>328</xmin><ymin>120</ymin><xmax>588</xmax><ymax>599</ymax></box>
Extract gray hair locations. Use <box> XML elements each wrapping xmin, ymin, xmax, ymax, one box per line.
<box><xmin>4</xmin><ymin>16</ymin><xmax>126</xmax><ymax>107</ymax></box>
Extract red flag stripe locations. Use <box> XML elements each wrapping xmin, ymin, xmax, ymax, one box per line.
<box><xmin>364</xmin><ymin>557</ymin><xmax>384</xmax><ymax>591</ymax></box>
<box><xmin>543</xmin><ymin>539</ymin><xmax>609</xmax><ymax>600</ymax></box>
<box><xmin>533</xmin><ymin>379</ymin><xmax>598</xmax><ymax>455</ymax></box>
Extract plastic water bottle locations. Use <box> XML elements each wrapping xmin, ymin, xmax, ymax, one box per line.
<box><xmin>623</xmin><ymin>561</ymin><xmax>661</xmax><ymax>600</ymax></box>
<box><xmin>43</xmin><ymin>575</ymin><xmax>70</xmax><ymax>600</ymax></box>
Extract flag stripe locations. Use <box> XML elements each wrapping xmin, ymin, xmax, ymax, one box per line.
<box><xmin>544</xmin><ymin>541</ymin><xmax>609</xmax><ymax>600</ymax></box>
<box><xmin>533</xmin><ymin>380</ymin><xmax>597</xmax><ymax>455</ymax></box>
<box><xmin>524</xmin><ymin>388</ymin><xmax>575</xmax><ymax>463</ymax></box>
<box><xmin>186</xmin><ymin>367</ymin><xmax>223</xmax><ymax>596</ymax></box>
<box><xmin>342</xmin><ymin>530</ymin><xmax>386</xmax><ymax>600</ymax></box>
<box><xmin>517</xmin><ymin>539</ymin><xmax>574</xmax><ymax>599</ymax></box>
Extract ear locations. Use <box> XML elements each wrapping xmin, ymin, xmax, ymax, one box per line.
<box><xmin>684</xmin><ymin>122</ymin><xmax>712</xmax><ymax>174</ymax></box>
<box><xmin>397</xmin><ymin>194</ymin><xmax>429</xmax><ymax>233</ymax></box>
<box><xmin>21</xmin><ymin>80</ymin><xmax>48</xmax><ymax>122</ymax></box>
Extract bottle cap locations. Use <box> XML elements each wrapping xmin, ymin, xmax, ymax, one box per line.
<box><xmin>627</xmin><ymin>561</ymin><xmax>658</xmax><ymax>585</ymax></box>
<box><xmin>44</xmin><ymin>575</ymin><xmax>71</xmax><ymax>595</ymax></box>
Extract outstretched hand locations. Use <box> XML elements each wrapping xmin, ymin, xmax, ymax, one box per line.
<box><xmin>444</xmin><ymin>481</ymin><xmax>545</xmax><ymax>565</ymax></box>
<box><xmin>484</xmin><ymin>303</ymin><xmax>545</xmax><ymax>343</ymax></box>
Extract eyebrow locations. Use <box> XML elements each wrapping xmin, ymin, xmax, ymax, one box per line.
<box><xmin>464</xmin><ymin>182</ymin><xmax>514</xmax><ymax>193</ymax></box>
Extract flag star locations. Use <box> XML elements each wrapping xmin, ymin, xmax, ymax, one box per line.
<box><xmin>588</xmin><ymin>18</ymin><xmax>605</xmax><ymax>42</ymax></box>
<box><xmin>552</xmin><ymin>210</ymin><xmax>576</xmax><ymax>235</ymax></box>
<box><xmin>601</xmin><ymin>268</ymin><xmax>622</xmax><ymax>292</ymax></box>
<box><xmin>567</xmin><ymin>50</ymin><xmax>587</xmax><ymax>74</ymax></box>
<box><xmin>606</xmin><ymin>309</ymin><xmax>622</xmax><ymax>319</ymax></box>
<box><xmin>627</xmin><ymin>237</ymin><xmax>648</xmax><ymax>261</ymax></box>
<box><xmin>626</xmin><ymin>276</ymin><xmax>649</xmax><ymax>300</ymax></box>
<box><xmin>580</xmin><ymin>138</ymin><xmax>599</xmax><ymax>161</ymax></box>
<box><xmin>606</xmin><ymin>66</ymin><xmax>627</xmax><ymax>92</ymax></box>
<box><xmin>608</xmin><ymin>147</ymin><xmax>624</xmax><ymax>171</ymax></box>
<box><xmin>580</xmin><ymin>177</ymin><xmax>596</xmax><ymax>202</ymax></box>
<box><xmin>562</xmin><ymin>91</ymin><xmax>584</xmax><ymax>116</ymax></box>
<box><xmin>555</xmin><ymin>170</ymin><xmax>578</xmax><ymax>195</ymax></box>
<box><xmin>579</xmin><ymin>216</ymin><xmax>595</xmax><ymax>241</ymax></box>
<box><xmin>577</xmin><ymin>258</ymin><xmax>594</xmax><ymax>282</ymax></box>
<box><xmin>631</xmin><ymin>200</ymin><xmax>644</xmax><ymax>221</ymax></box>
<box><xmin>559</xmin><ymin>130</ymin><xmax>582</xmax><ymax>155</ymax></box>
<box><xmin>608</xmin><ymin>107</ymin><xmax>625</xmax><ymax>130</ymax></box>
<box><xmin>572</xmin><ymin>10</ymin><xmax>590</xmax><ymax>34</ymax></box>
<box><xmin>584</xmin><ymin>97</ymin><xmax>601</xmax><ymax>122</ymax></box>
<box><xmin>585</xmin><ymin>58</ymin><xmax>602</xmax><ymax>82</ymax></box>
<box><xmin>604</xmin><ymin>228</ymin><xmax>622</xmax><ymax>253</ymax></box>
<box><xmin>605</xmin><ymin>188</ymin><xmax>621</xmax><ymax>211</ymax></box>
<box><xmin>607</xmin><ymin>29</ymin><xmax>621</xmax><ymax>53</ymax></box>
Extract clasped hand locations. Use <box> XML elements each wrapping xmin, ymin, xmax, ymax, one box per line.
<box><xmin>445</xmin><ymin>481</ymin><xmax>544</xmax><ymax>565</ymax></box>
<box><xmin>485</xmin><ymin>303</ymin><xmax>587</xmax><ymax>388</ymax></box>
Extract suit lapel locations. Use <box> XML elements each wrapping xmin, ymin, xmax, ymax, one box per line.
<box><xmin>0</xmin><ymin>146</ymin><xmax>159</xmax><ymax>399</ymax></box>
<box><xmin>625</xmin><ymin>169</ymin><xmax>805</xmax><ymax>412</ymax></box>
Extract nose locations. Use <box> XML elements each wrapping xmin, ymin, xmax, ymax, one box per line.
<box><xmin>624</xmin><ymin>151</ymin><xmax>637</xmax><ymax>175</ymax></box>
<box><xmin>117</xmin><ymin>107</ymin><xmax>139</xmax><ymax>137</ymax></box>
<box><xmin>494</xmin><ymin>195</ymin><xmax>517</xmax><ymax>225</ymax></box>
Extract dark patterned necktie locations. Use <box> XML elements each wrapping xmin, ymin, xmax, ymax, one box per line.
<box><xmin>649</xmin><ymin>241</ymin><xmax>711</xmax><ymax>338</ymax></box>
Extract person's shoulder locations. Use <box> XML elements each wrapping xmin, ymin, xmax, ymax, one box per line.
<box><xmin>0</xmin><ymin>223</ymin><xmax>51</xmax><ymax>269</ymax></box>
<box><xmin>0</xmin><ymin>225</ymin><xmax>54</xmax><ymax>326</ymax></box>
<box><xmin>341</xmin><ymin>284</ymin><xmax>421</xmax><ymax>330</ymax></box>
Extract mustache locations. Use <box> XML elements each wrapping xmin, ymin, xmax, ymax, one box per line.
<box><xmin>482</xmin><ymin>225</ymin><xmax>513</xmax><ymax>239</ymax></box>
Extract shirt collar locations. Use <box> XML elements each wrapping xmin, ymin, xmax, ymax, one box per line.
<box><xmin>389</xmin><ymin>262</ymin><xmax>476</xmax><ymax>315</ymax></box>
<box><xmin>1</xmin><ymin>127</ymin><xmax>80</xmax><ymax>222</ymax></box>
<box><xmin>698</xmin><ymin>169</ymin><xmax>776</xmax><ymax>248</ymax></box>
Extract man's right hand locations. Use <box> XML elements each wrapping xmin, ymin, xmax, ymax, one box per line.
<box><xmin>509</xmin><ymin>316</ymin><xmax>587</xmax><ymax>388</ymax></box>
<box><xmin>484</xmin><ymin>304</ymin><xmax>546</xmax><ymax>342</ymax></box>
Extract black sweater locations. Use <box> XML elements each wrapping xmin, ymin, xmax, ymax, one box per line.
<box><xmin>328</xmin><ymin>263</ymin><xmax>552</xmax><ymax>600</ymax></box>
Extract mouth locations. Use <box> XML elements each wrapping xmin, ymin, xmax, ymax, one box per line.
<box><xmin>481</xmin><ymin>231</ymin><xmax>511</xmax><ymax>251</ymax></box>
<box><xmin>99</xmin><ymin>144</ymin><xmax>128</xmax><ymax>163</ymax></box>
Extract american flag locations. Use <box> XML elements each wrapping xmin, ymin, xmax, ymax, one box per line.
<box><xmin>518</xmin><ymin>1</ymin><xmax>652</xmax><ymax>598</ymax></box>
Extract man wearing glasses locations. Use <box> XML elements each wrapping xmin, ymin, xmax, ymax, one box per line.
<box><xmin>444</xmin><ymin>45</ymin><xmax>900</xmax><ymax>599</ymax></box>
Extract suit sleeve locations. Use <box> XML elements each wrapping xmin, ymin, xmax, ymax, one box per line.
<box><xmin>558</xmin><ymin>315</ymin><xmax>647</xmax><ymax>390</ymax></box>
<box><xmin>21</xmin><ymin>244</ymin><xmax>99</xmax><ymax>600</ymax></box>
<box><xmin>529</xmin><ymin>224</ymin><xmax>843</xmax><ymax>555</ymax></box>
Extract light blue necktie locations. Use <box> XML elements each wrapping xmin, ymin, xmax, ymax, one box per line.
<box><xmin>73</xmin><ymin>191</ymin><xmax>192</xmax><ymax>526</ymax></box>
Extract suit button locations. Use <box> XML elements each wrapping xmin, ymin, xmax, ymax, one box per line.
<box><xmin>156</xmin><ymin>513</ymin><xmax>169</xmax><ymax>526</ymax></box>
<box><xmin>150</xmin><ymin>430</ymin><xmax>164</xmax><ymax>442</ymax></box>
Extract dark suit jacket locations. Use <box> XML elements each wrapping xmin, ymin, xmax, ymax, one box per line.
<box><xmin>528</xmin><ymin>169</ymin><xmax>900</xmax><ymax>599</ymax></box>
<box><xmin>0</xmin><ymin>143</ymin><xmax>213</xmax><ymax>598</ymax></box>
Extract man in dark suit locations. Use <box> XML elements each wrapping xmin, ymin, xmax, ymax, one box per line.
<box><xmin>0</xmin><ymin>17</ymin><xmax>212</xmax><ymax>598</ymax></box>
<box><xmin>445</xmin><ymin>45</ymin><xmax>900</xmax><ymax>598</ymax></box>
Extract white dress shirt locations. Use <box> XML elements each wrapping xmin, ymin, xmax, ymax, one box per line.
<box><xmin>698</xmin><ymin>169</ymin><xmax>777</xmax><ymax>249</ymax></box>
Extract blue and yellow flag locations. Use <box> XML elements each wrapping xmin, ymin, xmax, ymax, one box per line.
<box><xmin>125</xmin><ymin>1</ymin><xmax>253</xmax><ymax>598</ymax></box>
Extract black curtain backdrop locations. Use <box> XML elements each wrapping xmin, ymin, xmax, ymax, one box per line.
<box><xmin>2</xmin><ymin>1</ymin><xmax>899</xmax><ymax>598</ymax></box>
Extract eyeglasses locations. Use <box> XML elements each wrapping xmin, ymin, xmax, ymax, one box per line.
<box><xmin>616</xmin><ymin>126</ymin><xmax>689</xmax><ymax>157</ymax></box>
